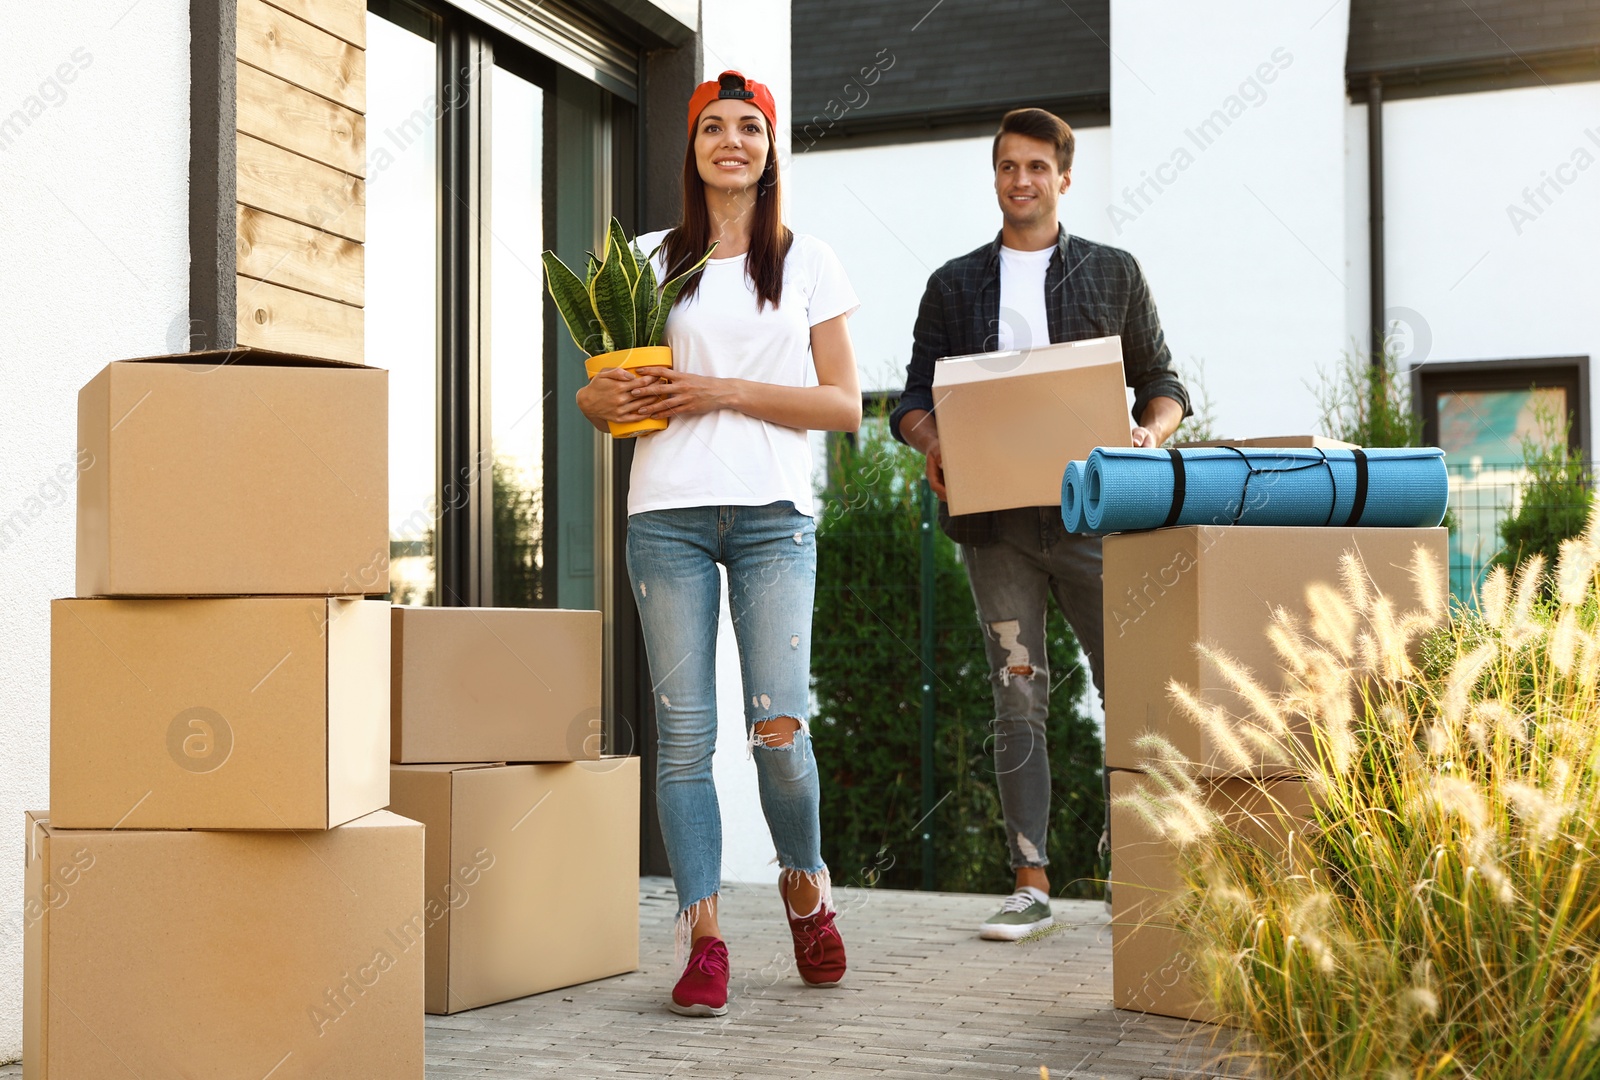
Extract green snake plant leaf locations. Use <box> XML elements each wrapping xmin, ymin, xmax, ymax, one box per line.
<box><xmin>632</xmin><ymin>244</ymin><xmax>657</xmax><ymax>348</ymax></box>
<box><xmin>588</xmin><ymin>229</ymin><xmax>636</xmax><ymax>352</ymax></box>
<box><xmin>607</xmin><ymin>217</ymin><xmax>639</xmax><ymax>291</ymax></box>
<box><xmin>644</xmin><ymin>242</ymin><xmax>717</xmax><ymax>347</ymax></box>
<box><xmin>542</xmin><ymin>250</ymin><xmax>606</xmax><ymax>357</ymax></box>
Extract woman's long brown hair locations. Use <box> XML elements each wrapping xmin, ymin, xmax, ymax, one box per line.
<box><xmin>660</xmin><ymin>116</ymin><xmax>793</xmax><ymax>311</ymax></box>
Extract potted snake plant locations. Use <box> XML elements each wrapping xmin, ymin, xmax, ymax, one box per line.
<box><xmin>542</xmin><ymin>218</ymin><xmax>716</xmax><ymax>438</ymax></box>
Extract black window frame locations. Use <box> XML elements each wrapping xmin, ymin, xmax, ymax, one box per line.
<box><xmin>1414</xmin><ymin>355</ymin><xmax>1591</xmax><ymax>460</ymax></box>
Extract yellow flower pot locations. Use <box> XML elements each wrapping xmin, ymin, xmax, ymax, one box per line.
<box><xmin>584</xmin><ymin>346</ymin><xmax>673</xmax><ymax>438</ymax></box>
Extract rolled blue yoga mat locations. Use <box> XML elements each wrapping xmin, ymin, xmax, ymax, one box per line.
<box><xmin>1060</xmin><ymin>460</ymin><xmax>1088</xmax><ymax>534</ymax></box>
<box><xmin>1070</xmin><ymin>446</ymin><xmax>1448</xmax><ymax>534</ymax></box>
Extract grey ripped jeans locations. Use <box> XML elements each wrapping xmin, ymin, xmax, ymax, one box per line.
<box><xmin>961</xmin><ymin>507</ymin><xmax>1106</xmax><ymax>870</ymax></box>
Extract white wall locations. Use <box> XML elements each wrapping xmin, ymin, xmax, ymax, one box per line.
<box><xmin>788</xmin><ymin>128</ymin><xmax>1114</xmax><ymax>393</ymax></box>
<box><xmin>697</xmin><ymin>0</ymin><xmax>794</xmax><ymax>888</ymax></box>
<box><xmin>1378</xmin><ymin>81</ymin><xmax>1600</xmax><ymax>440</ymax></box>
<box><xmin>0</xmin><ymin>1</ymin><xmax>191</xmax><ymax>1062</ymax></box>
<box><xmin>1108</xmin><ymin>0</ymin><xmax>1351</xmax><ymax>439</ymax></box>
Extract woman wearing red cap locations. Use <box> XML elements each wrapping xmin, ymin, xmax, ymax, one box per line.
<box><xmin>576</xmin><ymin>69</ymin><xmax>861</xmax><ymax>1017</ymax></box>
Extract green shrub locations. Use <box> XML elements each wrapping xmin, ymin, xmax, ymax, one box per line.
<box><xmin>812</xmin><ymin>415</ymin><xmax>1104</xmax><ymax>897</ymax></box>
<box><xmin>1124</xmin><ymin>509</ymin><xmax>1600</xmax><ymax>1078</ymax></box>
<box><xmin>1314</xmin><ymin>338</ymin><xmax>1423</xmax><ymax>448</ymax></box>
<box><xmin>1172</xmin><ymin>356</ymin><xmax>1220</xmax><ymax>444</ymax></box>
<box><xmin>1491</xmin><ymin>406</ymin><xmax>1594</xmax><ymax>594</ymax></box>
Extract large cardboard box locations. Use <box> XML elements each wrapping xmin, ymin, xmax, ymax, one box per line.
<box><xmin>23</xmin><ymin>809</ymin><xmax>425</xmax><ymax>1078</ymax></box>
<box><xmin>1103</xmin><ymin>526</ymin><xmax>1447</xmax><ymax>776</ymax></box>
<box><xmin>77</xmin><ymin>348</ymin><xmax>389</xmax><ymax>597</ymax></box>
<box><xmin>932</xmin><ymin>335</ymin><xmax>1130</xmax><ymax>516</ymax></box>
<box><xmin>387</xmin><ymin>758</ymin><xmax>640</xmax><ymax>1014</ymax></box>
<box><xmin>1109</xmin><ymin>769</ymin><xmax>1313</xmax><ymax>1021</ymax></box>
<box><xmin>51</xmin><ymin>597</ymin><xmax>390</xmax><ymax>829</ymax></box>
<box><xmin>391</xmin><ymin>606</ymin><xmax>603</xmax><ymax>763</ymax></box>
<box><xmin>1177</xmin><ymin>435</ymin><xmax>1357</xmax><ymax>449</ymax></box>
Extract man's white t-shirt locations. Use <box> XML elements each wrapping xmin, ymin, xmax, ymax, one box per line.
<box><xmin>996</xmin><ymin>244</ymin><xmax>1054</xmax><ymax>351</ymax></box>
<box><xmin>626</xmin><ymin>229</ymin><xmax>859</xmax><ymax>517</ymax></box>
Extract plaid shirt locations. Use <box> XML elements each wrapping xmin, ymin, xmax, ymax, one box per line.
<box><xmin>889</xmin><ymin>227</ymin><xmax>1189</xmax><ymax>447</ymax></box>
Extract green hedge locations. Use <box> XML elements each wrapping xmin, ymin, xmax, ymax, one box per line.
<box><xmin>811</xmin><ymin>417</ymin><xmax>1105</xmax><ymax>898</ymax></box>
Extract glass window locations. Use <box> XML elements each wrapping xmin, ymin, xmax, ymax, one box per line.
<box><xmin>1419</xmin><ymin>358</ymin><xmax>1590</xmax><ymax>601</ymax></box>
<box><xmin>490</xmin><ymin>63</ymin><xmax>548</xmax><ymax>607</ymax></box>
<box><xmin>366</xmin><ymin>1</ymin><xmax>440</xmax><ymax>606</ymax></box>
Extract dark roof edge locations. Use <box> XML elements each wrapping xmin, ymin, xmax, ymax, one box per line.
<box><xmin>1348</xmin><ymin>45</ymin><xmax>1600</xmax><ymax>100</ymax></box>
<box><xmin>791</xmin><ymin>94</ymin><xmax>1110</xmax><ymax>151</ymax></box>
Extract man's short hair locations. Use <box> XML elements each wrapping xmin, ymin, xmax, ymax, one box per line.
<box><xmin>992</xmin><ymin>108</ymin><xmax>1074</xmax><ymax>173</ymax></box>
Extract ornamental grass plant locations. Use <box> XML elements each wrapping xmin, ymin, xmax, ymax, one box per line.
<box><xmin>1119</xmin><ymin>505</ymin><xmax>1600</xmax><ymax>1079</ymax></box>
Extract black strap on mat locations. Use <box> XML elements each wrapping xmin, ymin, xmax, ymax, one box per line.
<box><xmin>1163</xmin><ymin>448</ymin><xmax>1187</xmax><ymax>528</ymax></box>
<box><xmin>1345</xmin><ymin>448</ymin><xmax>1369</xmax><ymax>527</ymax></box>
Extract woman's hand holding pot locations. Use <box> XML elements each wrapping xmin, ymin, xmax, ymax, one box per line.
<box><xmin>632</xmin><ymin>366</ymin><xmax>727</xmax><ymax>419</ymax></box>
<box><xmin>577</xmin><ymin>367</ymin><xmax>661</xmax><ymax>430</ymax></box>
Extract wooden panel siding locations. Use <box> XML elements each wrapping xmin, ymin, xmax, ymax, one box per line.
<box><xmin>236</xmin><ymin>275</ymin><xmax>365</xmax><ymax>364</ymax></box>
<box><xmin>237</xmin><ymin>0</ymin><xmax>366</xmax><ymax>113</ymax></box>
<box><xmin>260</xmin><ymin>0</ymin><xmax>367</xmax><ymax>49</ymax></box>
<box><xmin>236</xmin><ymin>61</ymin><xmax>365</xmax><ymax>176</ymax></box>
<box><xmin>192</xmin><ymin>0</ymin><xmax>366</xmax><ymax>361</ymax></box>
<box><xmin>236</xmin><ymin>132</ymin><xmax>366</xmax><ymax>242</ymax></box>
<box><xmin>236</xmin><ymin>204</ymin><xmax>365</xmax><ymax>306</ymax></box>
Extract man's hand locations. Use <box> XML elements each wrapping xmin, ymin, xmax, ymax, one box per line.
<box><xmin>899</xmin><ymin>408</ymin><xmax>947</xmax><ymax>499</ymax></box>
<box><xmin>924</xmin><ymin>441</ymin><xmax>948</xmax><ymax>499</ymax></box>
<box><xmin>1132</xmin><ymin>397</ymin><xmax>1185</xmax><ymax>448</ymax></box>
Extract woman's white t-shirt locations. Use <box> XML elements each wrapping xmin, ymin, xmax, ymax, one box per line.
<box><xmin>625</xmin><ymin>229</ymin><xmax>859</xmax><ymax>518</ymax></box>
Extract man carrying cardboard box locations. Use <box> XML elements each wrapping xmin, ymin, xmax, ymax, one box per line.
<box><xmin>891</xmin><ymin>108</ymin><xmax>1190</xmax><ymax>940</ymax></box>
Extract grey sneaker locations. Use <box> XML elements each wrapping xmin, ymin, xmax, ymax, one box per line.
<box><xmin>978</xmin><ymin>890</ymin><xmax>1053</xmax><ymax>941</ymax></box>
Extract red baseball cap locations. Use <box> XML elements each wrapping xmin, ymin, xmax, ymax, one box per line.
<box><xmin>686</xmin><ymin>70</ymin><xmax>778</xmax><ymax>140</ymax></box>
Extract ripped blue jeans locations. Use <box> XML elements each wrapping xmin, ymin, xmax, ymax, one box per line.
<box><xmin>627</xmin><ymin>502</ymin><xmax>827</xmax><ymax>928</ymax></box>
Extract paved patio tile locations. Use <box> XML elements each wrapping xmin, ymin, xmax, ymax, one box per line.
<box><xmin>0</xmin><ymin>877</ymin><xmax>1255</xmax><ymax>1078</ymax></box>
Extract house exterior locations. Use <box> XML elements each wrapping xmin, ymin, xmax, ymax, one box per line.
<box><xmin>788</xmin><ymin>0</ymin><xmax>1600</xmax><ymax>594</ymax></box>
<box><xmin>0</xmin><ymin>0</ymin><xmax>794</xmax><ymax>1059</ymax></box>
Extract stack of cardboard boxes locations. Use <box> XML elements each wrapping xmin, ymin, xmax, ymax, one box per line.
<box><xmin>28</xmin><ymin>349</ymin><xmax>424</xmax><ymax>1077</ymax></box>
<box><xmin>386</xmin><ymin>606</ymin><xmax>640</xmax><ymax>1015</ymax></box>
<box><xmin>1101</xmin><ymin>438</ymin><xmax>1450</xmax><ymax>1022</ymax></box>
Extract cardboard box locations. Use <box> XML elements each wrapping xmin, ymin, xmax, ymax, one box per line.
<box><xmin>24</xmin><ymin>809</ymin><xmax>425</xmax><ymax>1078</ymax></box>
<box><xmin>387</xmin><ymin>758</ymin><xmax>640</xmax><ymax>1014</ymax></box>
<box><xmin>932</xmin><ymin>335</ymin><xmax>1130</xmax><ymax>516</ymax></box>
<box><xmin>391</xmin><ymin>606</ymin><xmax>603</xmax><ymax>764</ymax></box>
<box><xmin>1103</xmin><ymin>526</ymin><xmax>1448</xmax><ymax>776</ymax></box>
<box><xmin>1177</xmin><ymin>435</ymin><xmax>1357</xmax><ymax>449</ymax></box>
<box><xmin>1109</xmin><ymin>769</ymin><xmax>1313</xmax><ymax>1021</ymax></box>
<box><xmin>51</xmin><ymin>597</ymin><xmax>390</xmax><ymax>829</ymax></box>
<box><xmin>77</xmin><ymin>348</ymin><xmax>388</xmax><ymax>596</ymax></box>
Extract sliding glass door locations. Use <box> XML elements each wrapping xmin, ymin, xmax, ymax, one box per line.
<box><xmin>366</xmin><ymin>0</ymin><xmax>636</xmax><ymax>729</ymax></box>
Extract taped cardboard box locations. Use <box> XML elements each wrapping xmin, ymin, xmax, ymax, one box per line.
<box><xmin>931</xmin><ymin>335</ymin><xmax>1131</xmax><ymax>516</ymax></box>
<box><xmin>391</xmin><ymin>607</ymin><xmax>602</xmax><ymax>764</ymax></box>
<box><xmin>1176</xmin><ymin>435</ymin><xmax>1357</xmax><ymax>449</ymax></box>
<box><xmin>51</xmin><ymin>597</ymin><xmax>390</xmax><ymax>830</ymax></box>
<box><xmin>77</xmin><ymin>348</ymin><xmax>388</xmax><ymax>597</ymax></box>
<box><xmin>1102</xmin><ymin>525</ymin><xmax>1447</xmax><ymax>776</ymax></box>
<box><xmin>387</xmin><ymin>758</ymin><xmax>640</xmax><ymax>1014</ymax></box>
<box><xmin>1109</xmin><ymin>769</ymin><xmax>1313</xmax><ymax>1021</ymax></box>
<box><xmin>23</xmin><ymin>809</ymin><xmax>424</xmax><ymax>1079</ymax></box>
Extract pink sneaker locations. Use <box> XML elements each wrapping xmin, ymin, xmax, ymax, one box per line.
<box><xmin>669</xmin><ymin>936</ymin><xmax>729</xmax><ymax>1016</ymax></box>
<box><xmin>779</xmin><ymin>875</ymin><xmax>846</xmax><ymax>987</ymax></box>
